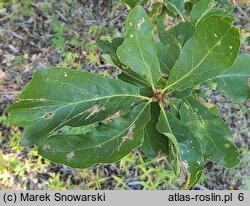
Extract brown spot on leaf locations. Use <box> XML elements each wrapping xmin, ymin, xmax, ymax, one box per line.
<box><xmin>105</xmin><ymin>112</ymin><xmax>121</xmax><ymax>122</ymax></box>
<box><xmin>247</xmin><ymin>77</ymin><xmax>250</xmax><ymax>88</ymax></box>
<box><xmin>118</xmin><ymin>125</ymin><xmax>136</xmax><ymax>151</ymax></box>
<box><xmin>198</xmin><ymin>97</ymin><xmax>214</xmax><ymax>109</ymax></box>
<box><xmin>122</xmin><ymin>124</ymin><xmax>135</xmax><ymax>141</ymax></box>
<box><xmin>85</xmin><ymin>105</ymin><xmax>105</xmax><ymax>120</ymax></box>
<box><xmin>38</xmin><ymin>98</ymin><xmax>47</xmax><ymax>102</ymax></box>
<box><xmin>66</xmin><ymin>152</ymin><xmax>75</xmax><ymax>160</ymax></box>
<box><xmin>44</xmin><ymin>112</ymin><xmax>53</xmax><ymax>120</ymax></box>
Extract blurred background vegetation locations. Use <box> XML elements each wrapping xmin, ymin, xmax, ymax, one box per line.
<box><xmin>0</xmin><ymin>0</ymin><xmax>249</xmax><ymax>190</ymax></box>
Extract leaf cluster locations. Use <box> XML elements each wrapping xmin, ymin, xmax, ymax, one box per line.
<box><xmin>7</xmin><ymin>0</ymin><xmax>250</xmax><ymax>188</ymax></box>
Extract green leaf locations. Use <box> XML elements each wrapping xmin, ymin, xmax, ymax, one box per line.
<box><xmin>155</xmin><ymin>42</ymin><xmax>176</xmax><ymax>74</ymax></box>
<box><xmin>141</xmin><ymin>103</ymin><xmax>169</xmax><ymax>158</ymax></box>
<box><xmin>168</xmin><ymin>22</ymin><xmax>195</xmax><ymax>47</ymax></box>
<box><xmin>206</xmin><ymin>53</ymin><xmax>250</xmax><ymax>102</ymax></box>
<box><xmin>173</xmin><ymin>87</ymin><xmax>193</xmax><ymax>99</ymax></box>
<box><xmin>215</xmin><ymin>0</ymin><xmax>229</xmax><ymax>4</ymax></box>
<box><xmin>185</xmin><ymin>1</ymin><xmax>194</xmax><ymax>13</ymax></box>
<box><xmin>96</xmin><ymin>37</ymin><xmax>124</xmax><ymax>67</ymax></box>
<box><xmin>37</xmin><ymin>103</ymin><xmax>151</xmax><ymax>168</ymax></box>
<box><xmin>142</xmin><ymin>103</ymin><xmax>180</xmax><ymax>176</ymax></box>
<box><xmin>157</xmin><ymin>15</ymin><xmax>180</xmax><ymax>72</ymax></box>
<box><xmin>118</xmin><ymin>72</ymin><xmax>153</xmax><ymax>97</ymax></box>
<box><xmin>166</xmin><ymin>15</ymin><xmax>240</xmax><ymax>92</ymax></box>
<box><xmin>7</xmin><ymin>68</ymin><xmax>149</xmax><ymax>145</ymax></box>
<box><xmin>190</xmin><ymin>0</ymin><xmax>200</xmax><ymax>3</ymax></box>
<box><xmin>190</xmin><ymin>0</ymin><xmax>216</xmax><ymax>25</ymax></box>
<box><xmin>119</xmin><ymin>68</ymin><xmax>151</xmax><ymax>88</ymax></box>
<box><xmin>157</xmin><ymin>106</ymin><xmax>204</xmax><ymax>189</ymax></box>
<box><xmin>102</xmin><ymin>54</ymin><xmax>117</xmax><ymax>67</ymax></box>
<box><xmin>117</xmin><ymin>6</ymin><xmax>161</xmax><ymax>89</ymax></box>
<box><xmin>190</xmin><ymin>0</ymin><xmax>234</xmax><ymax>26</ymax></box>
<box><xmin>180</xmin><ymin>97</ymin><xmax>240</xmax><ymax>167</ymax></box>
<box><xmin>169</xmin><ymin>98</ymin><xmax>182</xmax><ymax>117</ymax></box>
<box><xmin>164</xmin><ymin>0</ymin><xmax>185</xmax><ymax>17</ymax></box>
<box><xmin>162</xmin><ymin>133</ymin><xmax>180</xmax><ymax>177</ymax></box>
<box><xmin>156</xmin><ymin>17</ymin><xmax>195</xmax><ymax>72</ymax></box>
<box><xmin>148</xmin><ymin>2</ymin><xmax>162</xmax><ymax>24</ymax></box>
<box><xmin>190</xmin><ymin>0</ymin><xmax>229</xmax><ymax>4</ymax></box>
<box><xmin>157</xmin><ymin>15</ymin><xmax>179</xmax><ymax>47</ymax></box>
<box><xmin>122</xmin><ymin>0</ymin><xmax>147</xmax><ymax>9</ymax></box>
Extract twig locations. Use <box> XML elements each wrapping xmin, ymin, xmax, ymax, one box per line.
<box><xmin>55</xmin><ymin>10</ymin><xmax>68</xmax><ymax>22</ymax></box>
<box><xmin>11</xmin><ymin>32</ymin><xmax>25</xmax><ymax>40</ymax></box>
<box><xmin>108</xmin><ymin>10</ymin><xmax>126</xmax><ymax>24</ymax></box>
<box><xmin>1</xmin><ymin>91</ymin><xmax>20</xmax><ymax>95</ymax></box>
<box><xmin>0</xmin><ymin>15</ymin><xmax>8</xmax><ymax>22</ymax></box>
<box><xmin>98</xmin><ymin>64</ymin><xmax>113</xmax><ymax>68</ymax></box>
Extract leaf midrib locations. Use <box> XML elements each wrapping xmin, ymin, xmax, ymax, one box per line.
<box><xmin>133</xmin><ymin>8</ymin><xmax>156</xmax><ymax>89</ymax></box>
<box><xmin>164</xmin><ymin>1</ymin><xmax>185</xmax><ymax>22</ymax></box>
<box><xmin>214</xmin><ymin>74</ymin><xmax>249</xmax><ymax>78</ymax></box>
<box><xmin>19</xmin><ymin>93</ymin><xmax>150</xmax><ymax>106</ymax></box>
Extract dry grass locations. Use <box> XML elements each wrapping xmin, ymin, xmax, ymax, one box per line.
<box><xmin>237</xmin><ymin>0</ymin><xmax>250</xmax><ymax>5</ymax></box>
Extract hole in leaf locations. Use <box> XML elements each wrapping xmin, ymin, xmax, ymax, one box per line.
<box><xmin>43</xmin><ymin>144</ymin><xmax>51</xmax><ymax>150</ymax></box>
<box><xmin>137</xmin><ymin>17</ymin><xmax>145</xmax><ymax>30</ymax></box>
<box><xmin>44</xmin><ymin>112</ymin><xmax>53</xmax><ymax>120</ymax></box>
